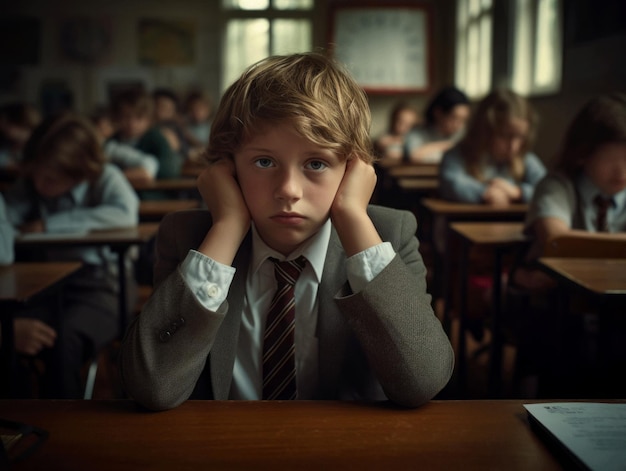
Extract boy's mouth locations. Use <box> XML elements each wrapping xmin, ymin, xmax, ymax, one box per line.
<box><xmin>271</xmin><ymin>212</ymin><xmax>305</xmax><ymax>225</ymax></box>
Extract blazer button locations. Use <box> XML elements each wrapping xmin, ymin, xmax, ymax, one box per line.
<box><xmin>159</xmin><ymin>330</ymin><xmax>172</xmax><ymax>342</ymax></box>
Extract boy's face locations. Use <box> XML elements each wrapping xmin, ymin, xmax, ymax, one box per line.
<box><xmin>584</xmin><ymin>142</ymin><xmax>626</xmax><ymax>196</ymax></box>
<box><xmin>32</xmin><ymin>165</ymin><xmax>81</xmax><ymax>199</ymax></box>
<box><xmin>154</xmin><ymin>97</ymin><xmax>177</xmax><ymax>122</ymax></box>
<box><xmin>490</xmin><ymin>117</ymin><xmax>529</xmax><ymax>163</ymax></box>
<box><xmin>435</xmin><ymin>104</ymin><xmax>470</xmax><ymax>138</ymax></box>
<box><xmin>117</xmin><ymin>107</ymin><xmax>150</xmax><ymax>140</ymax></box>
<box><xmin>234</xmin><ymin>123</ymin><xmax>347</xmax><ymax>256</ymax></box>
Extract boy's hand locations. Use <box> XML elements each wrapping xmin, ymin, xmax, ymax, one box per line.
<box><xmin>14</xmin><ymin>318</ymin><xmax>57</xmax><ymax>356</ymax></box>
<box><xmin>196</xmin><ymin>160</ymin><xmax>251</xmax><ymax>265</ymax></box>
<box><xmin>490</xmin><ymin>177</ymin><xmax>522</xmax><ymax>201</ymax></box>
<box><xmin>331</xmin><ymin>158</ymin><xmax>382</xmax><ymax>257</ymax></box>
<box><xmin>482</xmin><ymin>184</ymin><xmax>511</xmax><ymax>206</ymax></box>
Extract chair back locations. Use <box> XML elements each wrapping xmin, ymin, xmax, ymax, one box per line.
<box><xmin>545</xmin><ymin>233</ymin><xmax>626</xmax><ymax>258</ymax></box>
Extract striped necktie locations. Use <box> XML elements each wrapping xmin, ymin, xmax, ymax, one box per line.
<box><xmin>593</xmin><ymin>195</ymin><xmax>613</xmax><ymax>232</ymax></box>
<box><xmin>262</xmin><ymin>256</ymin><xmax>306</xmax><ymax>400</ymax></box>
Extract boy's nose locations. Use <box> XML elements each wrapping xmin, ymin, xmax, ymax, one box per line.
<box><xmin>274</xmin><ymin>171</ymin><xmax>302</xmax><ymax>201</ymax></box>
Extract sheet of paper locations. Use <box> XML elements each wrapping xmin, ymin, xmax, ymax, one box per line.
<box><xmin>524</xmin><ymin>402</ymin><xmax>626</xmax><ymax>471</ymax></box>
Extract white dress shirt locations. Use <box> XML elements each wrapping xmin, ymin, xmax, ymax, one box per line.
<box><xmin>180</xmin><ymin>219</ymin><xmax>395</xmax><ymax>399</ymax></box>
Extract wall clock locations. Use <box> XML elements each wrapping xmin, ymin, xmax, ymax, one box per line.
<box><xmin>329</xmin><ymin>3</ymin><xmax>432</xmax><ymax>94</ymax></box>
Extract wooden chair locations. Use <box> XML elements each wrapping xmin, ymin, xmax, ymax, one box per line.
<box><xmin>544</xmin><ymin>233</ymin><xmax>626</xmax><ymax>258</ymax></box>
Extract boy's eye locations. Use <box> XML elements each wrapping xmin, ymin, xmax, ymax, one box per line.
<box><xmin>306</xmin><ymin>160</ymin><xmax>327</xmax><ymax>171</ymax></box>
<box><xmin>254</xmin><ymin>158</ymin><xmax>274</xmax><ymax>168</ymax></box>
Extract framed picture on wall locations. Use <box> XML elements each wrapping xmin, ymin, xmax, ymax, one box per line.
<box><xmin>329</xmin><ymin>3</ymin><xmax>432</xmax><ymax>94</ymax></box>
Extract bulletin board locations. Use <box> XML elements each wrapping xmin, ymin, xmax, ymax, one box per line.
<box><xmin>329</xmin><ymin>3</ymin><xmax>432</xmax><ymax>94</ymax></box>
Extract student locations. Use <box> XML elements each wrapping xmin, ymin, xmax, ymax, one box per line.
<box><xmin>119</xmin><ymin>52</ymin><xmax>454</xmax><ymax>411</ymax></box>
<box><xmin>183</xmin><ymin>90</ymin><xmax>213</xmax><ymax>147</ymax></box>
<box><xmin>91</xmin><ymin>105</ymin><xmax>159</xmax><ymax>184</ymax></box>
<box><xmin>510</xmin><ymin>92</ymin><xmax>626</xmax><ymax>396</ymax></box>
<box><xmin>109</xmin><ymin>88</ymin><xmax>181</xmax><ymax>181</ymax></box>
<box><xmin>0</xmin><ymin>102</ymin><xmax>41</xmax><ymax>169</ymax></box>
<box><xmin>373</xmin><ymin>101</ymin><xmax>420</xmax><ymax>162</ymax></box>
<box><xmin>5</xmin><ymin>113</ymin><xmax>139</xmax><ymax>398</ymax></box>
<box><xmin>439</xmin><ymin>88</ymin><xmax>546</xmax><ymax>205</ymax></box>
<box><xmin>405</xmin><ymin>86</ymin><xmax>470</xmax><ymax>164</ymax></box>
<box><xmin>0</xmin><ymin>194</ymin><xmax>14</xmax><ymax>265</ymax></box>
<box><xmin>519</xmin><ymin>92</ymin><xmax>626</xmax><ymax>275</ymax></box>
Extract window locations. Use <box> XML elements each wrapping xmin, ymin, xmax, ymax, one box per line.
<box><xmin>221</xmin><ymin>0</ymin><xmax>314</xmax><ymax>92</ymax></box>
<box><xmin>455</xmin><ymin>0</ymin><xmax>493</xmax><ymax>98</ymax></box>
<box><xmin>511</xmin><ymin>0</ymin><xmax>562</xmax><ymax>95</ymax></box>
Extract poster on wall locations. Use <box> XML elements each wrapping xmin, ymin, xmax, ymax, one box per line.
<box><xmin>137</xmin><ymin>19</ymin><xmax>196</xmax><ymax>66</ymax></box>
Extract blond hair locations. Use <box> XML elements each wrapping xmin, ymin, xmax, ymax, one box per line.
<box><xmin>207</xmin><ymin>52</ymin><xmax>375</xmax><ymax>164</ymax></box>
<box><xmin>459</xmin><ymin>89</ymin><xmax>537</xmax><ymax>182</ymax></box>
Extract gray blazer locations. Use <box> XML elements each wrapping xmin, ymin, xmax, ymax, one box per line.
<box><xmin>119</xmin><ymin>205</ymin><xmax>454</xmax><ymax>410</ymax></box>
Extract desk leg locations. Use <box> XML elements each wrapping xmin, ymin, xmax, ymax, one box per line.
<box><xmin>456</xmin><ymin>237</ymin><xmax>469</xmax><ymax>396</ymax></box>
<box><xmin>487</xmin><ymin>249</ymin><xmax>503</xmax><ymax>397</ymax></box>
<box><xmin>0</xmin><ymin>303</ymin><xmax>17</xmax><ymax>398</ymax></box>
<box><xmin>114</xmin><ymin>248</ymin><xmax>129</xmax><ymax>339</ymax></box>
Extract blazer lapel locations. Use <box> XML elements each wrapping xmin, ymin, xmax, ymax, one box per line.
<box><xmin>316</xmin><ymin>227</ymin><xmax>352</xmax><ymax>399</ymax></box>
<box><xmin>210</xmin><ymin>233</ymin><xmax>252</xmax><ymax>399</ymax></box>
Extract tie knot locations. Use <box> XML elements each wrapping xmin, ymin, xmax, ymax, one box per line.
<box><xmin>271</xmin><ymin>256</ymin><xmax>306</xmax><ymax>286</ymax></box>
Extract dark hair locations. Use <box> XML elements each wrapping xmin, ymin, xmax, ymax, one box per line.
<box><xmin>21</xmin><ymin>112</ymin><xmax>105</xmax><ymax>182</ymax></box>
<box><xmin>555</xmin><ymin>92</ymin><xmax>626</xmax><ymax>177</ymax></box>
<box><xmin>111</xmin><ymin>88</ymin><xmax>152</xmax><ymax>118</ymax></box>
<box><xmin>152</xmin><ymin>88</ymin><xmax>181</xmax><ymax>110</ymax></box>
<box><xmin>424</xmin><ymin>86</ymin><xmax>469</xmax><ymax>126</ymax></box>
<box><xmin>0</xmin><ymin>102</ymin><xmax>41</xmax><ymax>130</ymax></box>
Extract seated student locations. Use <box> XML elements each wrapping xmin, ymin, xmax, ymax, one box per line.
<box><xmin>0</xmin><ymin>102</ymin><xmax>41</xmax><ymax>169</ymax></box>
<box><xmin>439</xmin><ymin>88</ymin><xmax>546</xmax><ymax>205</ymax></box>
<box><xmin>511</xmin><ymin>92</ymin><xmax>626</xmax><ymax>396</ymax></box>
<box><xmin>109</xmin><ymin>88</ymin><xmax>181</xmax><ymax>181</ymax></box>
<box><xmin>91</xmin><ymin>105</ymin><xmax>159</xmax><ymax>184</ymax></box>
<box><xmin>373</xmin><ymin>101</ymin><xmax>420</xmax><ymax>163</ymax></box>
<box><xmin>0</xmin><ymin>194</ymin><xmax>14</xmax><ymax>265</ymax></box>
<box><xmin>119</xmin><ymin>52</ymin><xmax>454</xmax><ymax>411</ymax></box>
<box><xmin>405</xmin><ymin>86</ymin><xmax>470</xmax><ymax>164</ymax></box>
<box><xmin>5</xmin><ymin>113</ymin><xmax>139</xmax><ymax>399</ymax></box>
<box><xmin>183</xmin><ymin>90</ymin><xmax>213</xmax><ymax>147</ymax></box>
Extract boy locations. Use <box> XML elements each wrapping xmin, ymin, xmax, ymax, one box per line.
<box><xmin>119</xmin><ymin>52</ymin><xmax>454</xmax><ymax>410</ymax></box>
<box><xmin>109</xmin><ymin>88</ymin><xmax>181</xmax><ymax>181</ymax></box>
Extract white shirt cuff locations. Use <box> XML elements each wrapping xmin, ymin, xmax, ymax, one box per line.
<box><xmin>179</xmin><ymin>250</ymin><xmax>235</xmax><ymax>311</ymax></box>
<box><xmin>345</xmin><ymin>242</ymin><xmax>395</xmax><ymax>293</ymax></box>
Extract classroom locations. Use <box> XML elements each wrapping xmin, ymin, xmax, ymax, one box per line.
<box><xmin>1</xmin><ymin>0</ymin><xmax>625</xmax><ymax>468</ymax></box>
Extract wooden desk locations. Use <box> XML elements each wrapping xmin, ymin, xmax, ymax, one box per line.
<box><xmin>1</xmin><ymin>399</ymin><xmax>565</xmax><ymax>470</ymax></box>
<box><xmin>539</xmin><ymin>258</ymin><xmax>626</xmax><ymax>394</ymax></box>
<box><xmin>387</xmin><ymin>163</ymin><xmax>439</xmax><ymax>179</ymax></box>
<box><xmin>419</xmin><ymin>198</ymin><xmax>528</xmax><ymax>336</ymax></box>
<box><xmin>396</xmin><ymin>177</ymin><xmax>439</xmax><ymax>195</ymax></box>
<box><xmin>132</xmin><ymin>178</ymin><xmax>198</xmax><ymax>193</ymax></box>
<box><xmin>139</xmin><ymin>200</ymin><xmax>200</xmax><ymax>221</ymax></box>
<box><xmin>450</xmin><ymin>222</ymin><xmax>529</xmax><ymax>397</ymax></box>
<box><xmin>0</xmin><ymin>262</ymin><xmax>82</xmax><ymax>397</ymax></box>
<box><xmin>15</xmin><ymin>224</ymin><xmax>159</xmax><ymax>338</ymax></box>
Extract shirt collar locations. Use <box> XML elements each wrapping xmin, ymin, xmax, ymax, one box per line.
<box><xmin>577</xmin><ymin>173</ymin><xmax>626</xmax><ymax>209</ymax></box>
<box><xmin>249</xmin><ymin>219</ymin><xmax>331</xmax><ymax>283</ymax></box>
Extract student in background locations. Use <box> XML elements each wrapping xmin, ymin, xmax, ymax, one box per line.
<box><xmin>91</xmin><ymin>105</ymin><xmax>159</xmax><ymax>184</ymax></box>
<box><xmin>511</xmin><ymin>92</ymin><xmax>626</xmax><ymax>397</ymax></box>
<box><xmin>0</xmin><ymin>194</ymin><xmax>14</xmax><ymax>265</ymax></box>
<box><xmin>183</xmin><ymin>90</ymin><xmax>213</xmax><ymax>147</ymax></box>
<box><xmin>5</xmin><ymin>113</ymin><xmax>139</xmax><ymax>398</ymax></box>
<box><xmin>405</xmin><ymin>86</ymin><xmax>470</xmax><ymax>164</ymax></box>
<box><xmin>119</xmin><ymin>52</ymin><xmax>453</xmax><ymax>411</ymax></box>
<box><xmin>373</xmin><ymin>102</ymin><xmax>420</xmax><ymax>163</ymax></box>
<box><xmin>109</xmin><ymin>88</ymin><xmax>181</xmax><ymax>181</ymax></box>
<box><xmin>439</xmin><ymin>88</ymin><xmax>546</xmax><ymax>205</ymax></box>
<box><xmin>0</xmin><ymin>102</ymin><xmax>41</xmax><ymax>169</ymax></box>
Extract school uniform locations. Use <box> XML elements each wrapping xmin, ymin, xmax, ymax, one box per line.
<box><xmin>404</xmin><ymin>126</ymin><xmax>462</xmax><ymax>164</ymax></box>
<box><xmin>5</xmin><ymin>163</ymin><xmax>139</xmax><ymax>398</ymax></box>
<box><xmin>119</xmin><ymin>205</ymin><xmax>454</xmax><ymax>411</ymax></box>
<box><xmin>0</xmin><ymin>194</ymin><xmax>14</xmax><ymax>264</ymax></box>
<box><xmin>439</xmin><ymin>146</ymin><xmax>547</xmax><ymax>203</ymax></box>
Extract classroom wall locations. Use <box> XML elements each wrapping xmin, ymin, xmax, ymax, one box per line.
<box><xmin>1</xmin><ymin>0</ymin><xmax>624</xmax><ymax>165</ymax></box>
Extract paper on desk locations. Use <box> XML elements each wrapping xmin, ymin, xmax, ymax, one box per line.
<box><xmin>524</xmin><ymin>402</ymin><xmax>626</xmax><ymax>471</ymax></box>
